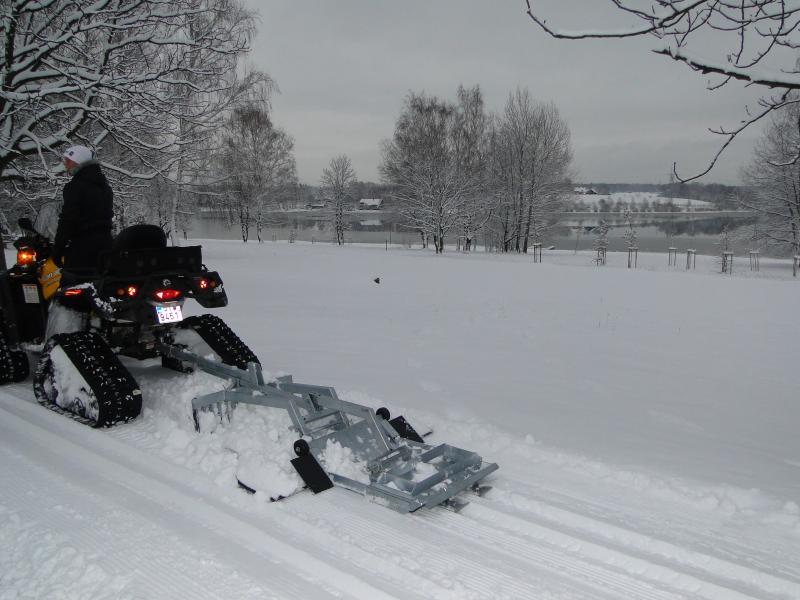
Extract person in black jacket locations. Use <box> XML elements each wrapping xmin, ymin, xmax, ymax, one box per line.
<box><xmin>54</xmin><ymin>145</ymin><xmax>114</xmax><ymax>270</ymax></box>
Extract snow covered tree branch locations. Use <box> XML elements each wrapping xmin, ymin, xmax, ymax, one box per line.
<box><xmin>740</xmin><ymin>100</ymin><xmax>800</xmax><ymax>254</ymax></box>
<box><xmin>380</xmin><ymin>87</ymin><xmax>489</xmax><ymax>253</ymax></box>
<box><xmin>1</xmin><ymin>0</ymin><xmax>260</xmax><ymax>220</ymax></box>
<box><xmin>524</xmin><ymin>0</ymin><xmax>800</xmax><ymax>181</ymax></box>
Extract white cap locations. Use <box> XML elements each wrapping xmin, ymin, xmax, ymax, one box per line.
<box><xmin>62</xmin><ymin>145</ymin><xmax>93</xmax><ymax>165</ymax></box>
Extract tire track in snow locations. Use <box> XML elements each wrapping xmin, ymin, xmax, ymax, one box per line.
<box><xmin>457</xmin><ymin>501</ymin><xmax>790</xmax><ymax>600</ymax></box>
<box><xmin>277</xmin><ymin>489</ymin><xmax>685</xmax><ymax>600</ymax></box>
<box><xmin>495</xmin><ymin>462</ymin><xmax>800</xmax><ymax>584</ymax></box>
<box><xmin>419</xmin><ymin>507</ymin><xmax>694</xmax><ymax>600</ymax></box>
<box><xmin>273</xmin><ymin>492</ymin><xmax>572</xmax><ymax>600</ymax></box>
<box><xmin>481</xmin><ymin>476</ymin><xmax>800</xmax><ymax>599</ymax></box>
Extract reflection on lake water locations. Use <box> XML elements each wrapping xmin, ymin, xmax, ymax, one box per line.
<box><xmin>188</xmin><ymin>211</ymin><xmax>758</xmax><ymax>256</ymax></box>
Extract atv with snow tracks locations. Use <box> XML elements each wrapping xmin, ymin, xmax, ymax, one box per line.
<box><xmin>0</xmin><ymin>217</ymin><xmax>232</xmax><ymax>426</ymax></box>
<box><xmin>0</xmin><ymin>211</ymin><xmax>497</xmax><ymax>512</ymax></box>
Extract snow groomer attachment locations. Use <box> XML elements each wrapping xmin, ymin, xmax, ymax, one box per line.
<box><xmin>159</xmin><ymin>344</ymin><xmax>498</xmax><ymax>513</ymax></box>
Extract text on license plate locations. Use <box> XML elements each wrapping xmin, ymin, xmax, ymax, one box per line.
<box><xmin>155</xmin><ymin>305</ymin><xmax>183</xmax><ymax>324</ymax></box>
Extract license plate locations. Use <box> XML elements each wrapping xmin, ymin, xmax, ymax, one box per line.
<box><xmin>22</xmin><ymin>284</ymin><xmax>40</xmax><ymax>304</ymax></box>
<box><xmin>155</xmin><ymin>304</ymin><xmax>183</xmax><ymax>324</ymax></box>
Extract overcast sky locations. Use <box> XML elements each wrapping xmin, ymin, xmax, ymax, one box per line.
<box><xmin>243</xmin><ymin>1</ymin><xmax>765</xmax><ymax>186</ymax></box>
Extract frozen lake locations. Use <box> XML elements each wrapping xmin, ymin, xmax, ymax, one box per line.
<box><xmin>188</xmin><ymin>210</ymin><xmax>758</xmax><ymax>256</ymax></box>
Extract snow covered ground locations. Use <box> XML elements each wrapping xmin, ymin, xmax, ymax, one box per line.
<box><xmin>2</xmin><ymin>240</ymin><xmax>799</xmax><ymax>599</ymax></box>
<box><xmin>572</xmin><ymin>191</ymin><xmax>713</xmax><ymax>210</ymax></box>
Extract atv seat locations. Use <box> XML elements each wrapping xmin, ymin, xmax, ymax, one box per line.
<box><xmin>113</xmin><ymin>224</ymin><xmax>167</xmax><ymax>251</ymax></box>
<box><xmin>102</xmin><ymin>245</ymin><xmax>203</xmax><ymax>277</ymax></box>
<box><xmin>100</xmin><ymin>224</ymin><xmax>202</xmax><ymax>277</ymax></box>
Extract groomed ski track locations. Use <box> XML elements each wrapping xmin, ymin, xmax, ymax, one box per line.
<box><xmin>1</xmin><ymin>384</ymin><xmax>797</xmax><ymax>600</ymax></box>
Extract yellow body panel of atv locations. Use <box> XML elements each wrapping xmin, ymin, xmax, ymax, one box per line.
<box><xmin>38</xmin><ymin>257</ymin><xmax>61</xmax><ymax>300</ymax></box>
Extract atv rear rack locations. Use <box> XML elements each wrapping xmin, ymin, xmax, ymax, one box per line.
<box><xmin>159</xmin><ymin>344</ymin><xmax>498</xmax><ymax>513</ymax></box>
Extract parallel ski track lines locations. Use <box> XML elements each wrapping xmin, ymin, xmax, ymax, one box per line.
<box><xmin>459</xmin><ymin>501</ymin><xmax>780</xmax><ymax>600</ymax></box>
<box><xmin>421</xmin><ymin>507</ymin><xmax>695</xmax><ymax>600</ymax></box>
<box><xmin>0</xmin><ymin>395</ymin><xmax>401</xmax><ymax>600</ymax></box>
<box><xmin>273</xmin><ymin>491</ymin><xmax>592</xmax><ymax>600</ymax></box>
<box><xmin>3</xmin><ymin>385</ymin><xmax>795</xmax><ymax>600</ymax></box>
<box><xmin>482</xmin><ymin>474</ymin><xmax>800</xmax><ymax>599</ymax></box>
<box><xmin>279</xmin><ymin>487</ymin><xmax>702</xmax><ymax>600</ymax></box>
<box><xmin>495</xmin><ymin>465</ymin><xmax>800</xmax><ymax>584</ymax></box>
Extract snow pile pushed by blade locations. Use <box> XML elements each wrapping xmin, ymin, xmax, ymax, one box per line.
<box><xmin>115</xmin><ymin>364</ymin><xmax>305</xmax><ymax>499</ymax></box>
<box><xmin>170</xmin><ymin>348</ymin><xmax>499</xmax><ymax>512</ymax></box>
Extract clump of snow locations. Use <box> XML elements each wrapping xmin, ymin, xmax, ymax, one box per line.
<box><xmin>411</xmin><ymin>459</ymin><xmax>439</xmax><ymax>481</ymax></box>
<box><xmin>172</xmin><ymin>328</ymin><xmax>220</xmax><ymax>361</ymax></box>
<box><xmin>49</xmin><ymin>345</ymin><xmax>98</xmax><ymax>421</ymax></box>
<box><xmin>112</xmin><ymin>362</ymin><xmax>304</xmax><ymax>499</ymax></box>
<box><xmin>318</xmin><ymin>439</ymin><xmax>370</xmax><ymax>484</ymax></box>
<box><xmin>235</xmin><ymin>452</ymin><xmax>300</xmax><ymax>500</ymax></box>
<box><xmin>44</xmin><ymin>302</ymin><xmax>87</xmax><ymax>339</ymax></box>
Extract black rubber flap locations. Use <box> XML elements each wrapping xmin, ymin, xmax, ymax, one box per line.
<box><xmin>389</xmin><ymin>415</ymin><xmax>424</xmax><ymax>443</ymax></box>
<box><xmin>291</xmin><ymin>455</ymin><xmax>334</xmax><ymax>494</ymax></box>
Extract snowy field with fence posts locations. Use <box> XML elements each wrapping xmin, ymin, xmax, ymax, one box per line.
<box><xmin>1</xmin><ymin>239</ymin><xmax>798</xmax><ymax>599</ymax></box>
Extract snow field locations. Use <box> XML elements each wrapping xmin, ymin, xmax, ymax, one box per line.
<box><xmin>2</xmin><ymin>240</ymin><xmax>799</xmax><ymax>598</ymax></box>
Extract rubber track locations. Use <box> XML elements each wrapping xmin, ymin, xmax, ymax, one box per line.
<box><xmin>0</xmin><ymin>311</ymin><xmax>29</xmax><ymax>384</ymax></box>
<box><xmin>178</xmin><ymin>314</ymin><xmax>259</xmax><ymax>369</ymax></box>
<box><xmin>33</xmin><ymin>332</ymin><xmax>141</xmax><ymax>427</ymax></box>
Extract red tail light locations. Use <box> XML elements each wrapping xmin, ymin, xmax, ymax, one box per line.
<box><xmin>153</xmin><ymin>289</ymin><xmax>181</xmax><ymax>301</ymax></box>
<box><xmin>16</xmin><ymin>248</ymin><xmax>36</xmax><ymax>265</ymax></box>
<box><xmin>64</xmin><ymin>288</ymin><xmax>83</xmax><ymax>296</ymax></box>
<box><xmin>114</xmin><ymin>285</ymin><xmax>139</xmax><ymax>298</ymax></box>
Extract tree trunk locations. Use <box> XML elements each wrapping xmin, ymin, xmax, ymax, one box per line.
<box><xmin>502</xmin><ymin>208</ymin><xmax>510</xmax><ymax>252</ymax></box>
<box><xmin>522</xmin><ymin>202</ymin><xmax>534</xmax><ymax>253</ymax></box>
<box><xmin>240</xmin><ymin>205</ymin><xmax>249</xmax><ymax>242</ymax></box>
<box><xmin>335</xmin><ymin>203</ymin><xmax>344</xmax><ymax>245</ymax></box>
<box><xmin>170</xmin><ymin>117</ymin><xmax>189</xmax><ymax>247</ymax></box>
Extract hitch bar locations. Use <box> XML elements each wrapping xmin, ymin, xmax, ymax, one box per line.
<box><xmin>158</xmin><ymin>343</ymin><xmax>498</xmax><ymax>512</ymax></box>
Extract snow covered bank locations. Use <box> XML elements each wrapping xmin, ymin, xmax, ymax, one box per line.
<box><xmin>571</xmin><ymin>191</ymin><xmax>713</xmax><ymax>211</ymax></box>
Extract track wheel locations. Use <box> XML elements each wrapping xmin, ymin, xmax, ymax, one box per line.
<box><xmin>293</xmin><ymin>439</ymin><xmax>310</xmax><ymax>457</ymax></box>
<box><xmin>34</xmin><ymin>332</ymin><xmax>141</xmax><ymax>427</ymax></box>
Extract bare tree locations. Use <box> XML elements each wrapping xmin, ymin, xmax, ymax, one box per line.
<box><xmin>487</xmin><ymin>89</ymin><xmax>573</xmax><ymax>252</ymax></box>
<box><xmin>452</xmin><ymin>85</ymin><xmax>491</xmax><ymax>251</ymax></box>
<box><xmin>740</xmin><ymin>104</ymin><xmax>800</xmax><ymax>255</ymax></box>
<box><xmin>320</xmin><ymin>155</ymin><xmax>357</xmax><ymax>245</ymax></box>
<box><xmin>524</xmin><ymin>1</ymin><xmax>800</xmax><ymax>181</ymax></box>
<box><xmin>219</xmin><ymin>92</ymin><xmax>298</xmax><ymax>242</ymax></box>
